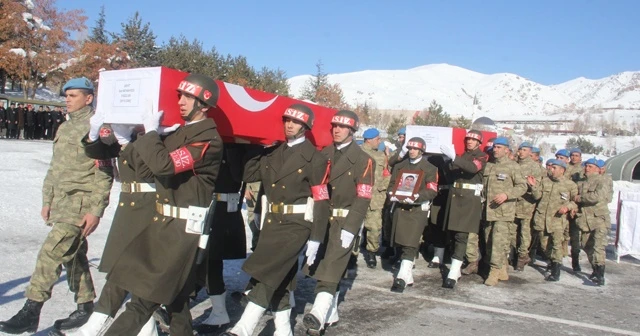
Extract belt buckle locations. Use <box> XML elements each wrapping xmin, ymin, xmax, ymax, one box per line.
<box><xmin>336</xmin><ymin>209</ymin><xmax>344</xmax><ymax>217</ymax></box>
<box><xmin>285</xmin><ymin>205</ymin><xmax>293</xmax><ymax>214</ymax></box>
<box><xmin>122</xmin><ymin>183</ymin><xmax>131</xmax><ymax>193</ymax></box>
<box><xmin>270</xmin><ymin>204</ymin><xmax>279</xmax><ymax>213</ymax></box>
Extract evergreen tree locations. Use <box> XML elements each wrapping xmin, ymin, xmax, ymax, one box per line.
<box><xmin>387</xmin><ymin>115</ymin><xmax>407</xmax><ymax>136</ymax></box>
<box><xmin>157</xmin><ymin>35</ymin><xmax>215</xmax><ymax>75</ymax></box>
<box><xmin>413</xmin><ymin>100</ymin><xmax>451</xmax><ymax>127</ymax></box>
<box><xmin>89</xmin><ymin>6</ymin><xmax>109</xmax><ymax>44</ymax></box>
<box><xmin>299</xmin><ymin>60</ymin><xmax>329</xmax><ymax>102</ymax></box>
<box><xmin>113</xmin><ymin>11</ymin><xmax>158</xmax><ymax>67</ymax></box>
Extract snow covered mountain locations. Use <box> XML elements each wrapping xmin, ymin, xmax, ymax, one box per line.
<box><xmin>287</xmin><ymin>64</ymin><xmax>640</xmax><ymax>120</ymax></box>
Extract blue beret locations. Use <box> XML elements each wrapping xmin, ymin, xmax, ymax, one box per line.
<box><xmin>519</xmin><ymin>142</ymin><xmax>533</xmax><ymax>149</ymax></box>
<box><xmin>363</xmin><ymin>128</ymin><xmax>380</xmax><ymax>139</ymax></box>
<box><xmin>555</xmin><ymin>149</ymin><xmax>570</xmax><ymax>158</ymax></box>
<box><xmin>63</xmin><ymin>77</ymin><xmax>94</xmax><ymax>92</ymax></box>
<box><xmin>539</xmin><ymin>156</ymin><xmax>543</xmax><ymax>162</ymax></box>
<box><xmin>570</xmin><ymin>148</ymin><xmax>581</xmax><ymax>154</ymax></box>
<box><xmin>584</xmin><ymin>158</ymin><xmax>599</xmax><ymax>167</ymax></box>
<box><xmin>493</xmin><ymin>137</ymin><xmax>509</xmax><ymax>147</ymax></box>
<box><xmin>597</xmin><ymin>159</ymin><xmax>606</xmax><ymax>168</ymax></box>
<box><xmin>549</xmin><ymin>159</ymin><xmax>567</xmax><ymax>169</ymax></box>
<box><xmin>397</xmin><ymin>127</ymin><xmax>406</xmax><ymax>135</ymax></box>
<box><xmin>531</xmin><ymin>146</ymin><xmax>540</xmax><ymax>153</ymax></box>
<box><xmin>377</xmin><ymin>143</ymin><xmax>386</xmax><ymax>151</ymax></box>
<box><xmin>545</xmin><ymin>159</ymin><xmax>554</xmax><ymax>166</ymax></box>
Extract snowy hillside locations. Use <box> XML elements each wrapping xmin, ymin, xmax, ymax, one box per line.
<box><xmin>288</xmin><ymin>63</ymin><xmax>640</xmax><ymax>121</ymax></box>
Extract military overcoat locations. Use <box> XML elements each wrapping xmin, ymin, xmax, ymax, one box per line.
<box><xmin>443</xmin><ymin>148</ymin><xmax>487</xmax><ymax>233</ymax></box>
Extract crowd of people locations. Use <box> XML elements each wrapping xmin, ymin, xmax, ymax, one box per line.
<box><xmin>0</xmin><ymin>74</ymin><xmax>614</xmax><ymax>336</ymax></box>
<box><xmin>0</xmin><ymin>102</ymin><xmax>66</xmax><ymax>140</ymax></box>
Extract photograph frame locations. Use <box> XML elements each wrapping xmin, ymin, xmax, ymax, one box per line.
<box><xmin>391</xmin><ymin>169</ymin><xmax>424</xmax><ymax>200</ymax></box>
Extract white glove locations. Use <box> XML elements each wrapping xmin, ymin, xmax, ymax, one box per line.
<box><xmin>340</xmin><ymin>230</ymin><xmax>355</xmax><ymax>249</ymax></box>
<box><xmin>389</xmin><ymin>196</ymin><xmax>399</xmax><ymax>202</ymax></box>
<box><xmin>399</xmin><ymin>146</ymin><xmax>408</xmax><ymax>158</ymax></box>
<box><xmin>88</xmin><ymin>110</ymin><xmax>105</xmax><ymax>141</ymax></box>
<box><xmin>403</xmin><ymin>197</ymin><xmax>414</xmax><ymax>204</ymax></box>
<box><xmin>111</xmin><ymin>124</ymin><xmax>135</xmax><ymax>145</ymax></box>
<box><xmin>158</xmin><ymin>123</ymin><xmax>181</xmax><ymax>135</ymax></box>
<box><xmin>440</xmin><ymin>144</ymin><xmax>456</xmax><ymax>160</ymax></box>
<box><xmin>142</xmin><ymin>101</ymin><xmax>163</xmax><ymax>133</ymax></box>
<box><xmin>305</xmin><ymin>240</ymin><xmax>320</xmax><ymax>266</ymax></box>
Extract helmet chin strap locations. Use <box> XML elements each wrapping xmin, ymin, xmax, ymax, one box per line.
<box><xmin>182</xmin><ymin>100</ymin><xmax>205</xmax><ymax>121</ymax></box>
<box><xmin>334</xmin><ymin>129</ymin><xmax>354</xmax><ymax>146</ymax></box>
<box><xmin>286</xmin><ymin>126</ymin><xmax>308</xmax><ymax>140</ymax></box>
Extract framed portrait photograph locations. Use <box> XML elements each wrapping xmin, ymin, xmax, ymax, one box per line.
<box><xmin>391</xmin><ymin>170</ymin><xmax>424</xmax><ymax>200</ymax></box>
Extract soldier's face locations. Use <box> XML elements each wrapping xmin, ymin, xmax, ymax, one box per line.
<box><xmin>531</xmin><ymin>152</ymin><xmax>539</xmax><ymax>161</ymax></box>
<box><xmin>493</xmin><ymin>145</ymin><xmax>507</xmax><ymax>158</ymax></box>
<box><xmin>548</xmin><ymin>165</ymin><xmax>564</xmax><ymax>178</ymax></box>
<box><xmin>408</xmin><ymin>147</ymin><xmax>422</xmax><ymax>159</ymax></box>
<box><xmin>332</xmin><ymin>124</ymin><xmax>351</xmax><ymax>143</ymax></box>
<box><xmin>556</xmin><ymin>155</ymin><xmax>569</xmax><ymax>163</ymax></box>
<box><xmin>398</xmin><ymin>134</ymin><xmax>405</xmax><ymax>143</ymax></box>
<box><xmin>518</xmin><ymin>147</ymin><xmax>531</xmax><ymax>159</ymax></box>
<box><xmin>65</xmin><ymin>89</ymin><xmax>93</xmax><ymax>113</ymax></box>
<box><xmin>465</xmin><ymin>138</ymin><xmax>480</xmax><ymax>151</ymax></box>
<box><xmin>584</xmin><ymin>164</ymin><xmax>599</xmax><ymax>175</ymax></box>
<box><xmin>283</xmin><ymin>118</ymin><xmax>304</xmax><ymax>139</ymax></box>
<box><xmin>570</xmin><ymin>152</ymin><xmax>582</xmax><ymax>164</ymax></box>
<box><xmin>369</xmin><ymin>136</ymin><xmax>381</xmax><ymax>148</ymax></box>
<box><xmin>599</xmin><ymin>167</ymin><xmax>606</xmax><ymax>174</ymax></box>
<box><xmin>178</xmin><ymin>93</ymin><xmax>208</xmax><ymax>121</ymax></box>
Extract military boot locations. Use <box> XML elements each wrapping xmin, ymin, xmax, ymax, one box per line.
<box><xmin>594</xmin><ymin>265</ymin><xmax>605</xmax><ymax>286</ymax></box>
<box><xmin>515</xmin><ymin>254</ymin><xmax>531</xmax><ymax>272</ymax></box>
<box><xmin>364</xmin><ymin>250</ymin><xmax>377</xmax><ymax>269</ymax></box>
<box><xmin>461</xmin><ymin>260</ymin><xmax>479</xmax><ymax>275</ymax></box>
<box><xmin>380</xmin><ymin>246</ymin><xmax>396</xmax><ymax>260</ymax></box>
<box><xmin>546</xmin><ymin>262</ymin><xmax>561</xmax><ymax>282</ymax></box>
<box><xmin>571</xmin><ymin>252</ymin><xmax>581</xmax><ymax>272</ymax></box>
<box><xmin>499</xmin><ymin>264</ymin><xmax>509</xmax><ymax>281</ymax></box>
<box><xmin>484</xmin><ymin>267</ymin><xmax>501</xmax><ymax>286</ymax></box>
<box><xmin>0</xmin><ymin>299</ymin><xmax>43</xmax><ymax>334</ymax></box>
<box><xmin>54</xmin><ymin>301</ymin><xmax>94</xmax><ymax>330</ymax></box>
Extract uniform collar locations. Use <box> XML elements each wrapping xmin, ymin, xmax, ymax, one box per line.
<box><xmin>409</xmin><ymin>156</ymin><xmax>422</xmax><ymax>164</ymax></box>
<box><xmin>68</xmin><ymin>105</ymin><xmax>93</xmax><ymax>120</ymax></box>
<box><xmin>287</xmin><ymin>136</ymin><xmax>306</xmax><ymax>147</ymax></box>
<box><xmin>336</xmin><ymin>141</ymin><xmax>352</xmax><ymax>151</ymax></box>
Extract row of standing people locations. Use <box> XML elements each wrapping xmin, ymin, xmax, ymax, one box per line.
<box><xmin>0</xmin><ymin>103</ymin><xmax>65</xmax><ymax>140</ymax></box>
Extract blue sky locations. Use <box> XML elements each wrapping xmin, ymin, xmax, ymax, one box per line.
<box><xmin>59</xmin><ymin>0</ymin><xmax>639</xmax><ymax>85</ymax></box>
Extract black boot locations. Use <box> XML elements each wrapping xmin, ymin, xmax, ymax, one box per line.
<box><xmin>0</xmin><ymin>299</ymin><xmax>43</xmax><ymax>334</ymax></box>
<box><xmin>54</xmin><ymin>301</ymin><xmax>94</xmax><ymax>330</ymax></box>
<box><xmin>571</xmin><ymin>253</ymin><xmax>581</xmax><ymax>272</ymax></box>
<box><xmin>546</xmin><ymin>262</ymin><xmax>561</xmax><ymax>282</ymax></box>
<box><xmin>381</xmin><ymin>246</ymin><xmax>396</xmax><ymax>260</ymax></box>
<box><xmin>364</xmin><ymin>250</ymin><xmax>377</xmax><ymax>269</ymax></box>
<box><xmin>391</xmin><ymin>278</ymin><xmax>407</xmax><ymax>293</ymax></box>
<box><xmin>442</xmin><ymin>278</ymin><xmax>456</xmax><ymax>289</ymax></box>
<box><xmin>594</xmin><ymin>265</ymin><xmax>605</xmax><ymax>286</ymax></box>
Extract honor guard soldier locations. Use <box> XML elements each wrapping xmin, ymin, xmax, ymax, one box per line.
<box><xmin>302</xmin><ymin>110</ymin><xmax>375</xmax><ymax>334</ymax></box>
<box><xmin>482</xmin><ymin>137</ymin><xmax>527</xmax><ymax>286</ymax></box>
<box><xmin>222</xmin><ymin>104</ymin><xmax>330</xmax><ymax>336</ymax></box>
<box><xmin>438</xmin><ymin>130</ymin><xmax>488</xmax><ymax>287</ymax></box>
<box><xmin>387</xmin><ymin>127</ymin><xmax>407</xmax><ymax>168</ymax></box>
<box><xmin>101</xmin><ymin>74</ymin><xmax>224</xmax><ymax>335</ymax></box>
<box><xmin>513</xmin><ymin>141</ymin><xmax>544</xmax><ymax>271</ymax></box>
<box><xmin>0</xmin><ymin>78</ymin><xmax>114</xmax><ymax>334</ymax></box>
<box><xmin>387</xmin><ymin>137</ymin><xmax>438</xmax><ymax>292</ymax></box>
<box><xmin>359</xmin><ymin>128</ymin><xmax>390</xmax><ymax>268</ymax></box>
<box><xmin>528</xmin><ymin>159</ymin><xmax>578</xmax><ymax>281</ymax></box>
<box><xmin>194</xmin><ymin>142</ymin><xmax>249</xmax><ymax>334</ymax></box>
<box><xmin>574</xmin><ymin>158</ymin><xmax>611</xmax><ymax>286</ymax></box>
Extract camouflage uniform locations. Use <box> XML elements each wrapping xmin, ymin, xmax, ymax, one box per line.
<box><xmin>26</xmin><ymin>105</ymin><xmax>114</xmax><ymax>304</ymax></box>
<box><xmin>565</xmin><ymin>162</ymin><xmax>583</xmax><ymax>258</ymax></box>
<box><xmin>575</xmin><ymin>173</ymin><xmax>610</xmax><ymax>268</ymax></box>
<box><xmin>530</xmin><ymin>176</ymin><xmax>578</xmax><ymax>263</ymax></box>
<box><xmin>513</xmin><ymin>156</ymin><xmax>543</xmax><ymax>265</ymax></box>
<box><xmin>482</xmin><ymin>157</ymin><xmax>527</xmax><ymax>284</ymax></box>
<box><xmin>361</xmin><ymin>142</ymin><xmax>390</xmax><ymax>253</ymax></box>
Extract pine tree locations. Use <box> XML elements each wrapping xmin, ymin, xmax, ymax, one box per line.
<box><xmin>413</xmin><ymin>100</ymin><xmax>451</xmax><ymax>127</ymax></box>
<box><xmin>299</xmin><ymin>60</ymin><xmax>329</xmax><ymax>102</ymax></box>
<box><xmin>387</xmin><ymin>115</ymin><xmax>407</xmax><ymax>136</ymax></box>
<box><xmin>113</xmin><ymin>11</ymin><xmax>158</xmax><ymax>67</ymax></box>
<box><xmin>89</xmin><ymin>6</ymin><xmax>109</xmax><ymax>44</ymax></box>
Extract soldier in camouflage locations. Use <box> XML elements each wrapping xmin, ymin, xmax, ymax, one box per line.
<box><xmin>482</xmin><ymin>137</ymin><xmax>527</xmax><ymax>286</ymax></box>
<box><xmin>360</xmin><ymin>128</ymin><xmax>391</xmax><ymax>268</ymax></box>
<box><xmin>513</xmin><ymin>142</ymin><xmax>544</xmax><ymax>271</ymax></box>
<box><xmin>528</xmin><ymin>159</ymin><xmax>578</xmax><ymax>281</ymax></box>
<box><xmin>564</xmin><ymin>148</ymin><xmax>585</xmax><ymax>271</ymax></box>
<box><xmin>574</xmin><ymin>158</ymin><xmax>611</xmax><ymax>286</ymax></box>
<box><xmin>0</xmin><ymin>78</ymin><xmax>114</xmax><ymax>335</ymax></box>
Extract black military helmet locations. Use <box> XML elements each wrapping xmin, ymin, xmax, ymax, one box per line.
<box><xmin>177</xmin><ymin>74</ymin><xmax>219</xmax><ymax>107</ymax></box>
<box><xmin>406</xmin><ymin>137</ymin><xmax>426</xmax><ymax>151</ymax></box>
<box><xmin>465</xmin><ymin>129</ymin><xmax>483</xmax><ymax>143</ymax></box>
<box><xmin>330</xmin><ymin>110</ymin><xmax>359</xmax><ymax>131</ymax></box>
<box><xmin>282</xmin><ymin>103</ymin><xmax>314</xmax><ymax>129</ymax></box>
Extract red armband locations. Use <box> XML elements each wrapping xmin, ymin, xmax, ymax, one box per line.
<box><xmin>356</xmin><ymin>184</ymin><xmax>373</xmax><ymax>199</ymax></box>
<box><xmin>473</xmin><ymin>159</ymin><xmax>483</xmax><ymax>171</ymax></box>
<box><xmin>169</xmin><ymin>147</ymin><xmax>195</xmax><ymax>174</ymax></box>
<box><xmin>95</xmin><ymin>159</ymin><xmax>112</xmax><ymax>168</ymax></box>
<box><xmin>426</xmin><ymin>182</ymin><xmax>438</xmax><ymax>192</ymax></box>
<box><xmin>311</xmin><ymin>184</ymin><xmax>329</xmax><ymax>201</ymax></box>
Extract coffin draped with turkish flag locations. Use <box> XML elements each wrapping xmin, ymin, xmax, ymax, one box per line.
<box><xmin>97</xmin><ymin>66</ymin><xmax>495</xmax><ymax>151</ymax></box>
